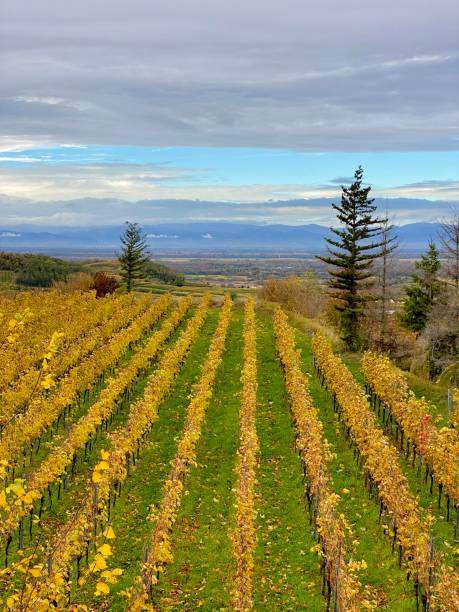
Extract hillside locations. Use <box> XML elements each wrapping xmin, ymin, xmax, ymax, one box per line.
<box><xmin>0</xmin><ymin>291</ymin><xmax>456</xmax><ymax>611</ymax></box>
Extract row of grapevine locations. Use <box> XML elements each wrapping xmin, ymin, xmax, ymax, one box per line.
<box><xmin>230</xmin><ymin>297</ymin><xmax>259</xmax><ymax>612</ymax></box>
<box><xmin>0</xmin><ymin>296</ymin><xmax>193</xmax><ymax>549</ymax></box>
<box><xmin>312</xmin><ymin>331</ymin><xmax>459</xmax><ymax>611</ymax></box>
<box><xmin>0</xmin><ymin>295</ymin><xmax>171</xmax><ymax>480</ymax></box>
<box><xmin>0</xmin><ymin>292</ymin><xmax>129</xmax><ymax>398</ymax></box>
<box><xmin>275</xmin><ymin>310</ymin><xmax>368</xmax><ymax>612</ymax></box>
<box><xmin>0</xmin><ymin>291</ymin><xmax>99</xmax><ymax>381</ymax></box>
<box><xmin>130</xmin><ymin>294</ymin><xmax>233</xmax><ymax>609</ymax></box>
<box><xmin>0</xmin><ymin>293</ymin><xmax>151</xmax><ymax>427</ymax></box>
<box><xmin>362</xmin><ymin>352</ymin><xmax>459</xmax><ymax>523</ymax></box>
<box><xmin>10</xmin><ymin>297</ymin><xmax>211</xmax><ymax>610</ymax></box>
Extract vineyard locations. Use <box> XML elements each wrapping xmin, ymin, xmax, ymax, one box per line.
<box><xmin>0</xmin><ymin>291</ymin><xmax>457</xmax><ymax>611</ymax></box>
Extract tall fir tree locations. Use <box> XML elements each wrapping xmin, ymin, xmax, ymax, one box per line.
<box><xmin>317</xmin><ymin>166</ymin><xmax>386</xmax><ymax>350</ymax></box>
<box><xmin>118</xmin><ymin>222</ymin><xmax>150</xmax><ymax>292</ymax></box>
<box><xmin>398</xmin><ymin>241</ymin><xmax>442</xmax><ymax>333</ymax></box>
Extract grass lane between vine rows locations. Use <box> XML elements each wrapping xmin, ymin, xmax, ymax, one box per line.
<box><xmin>153</xmin><ymin>306</ymin><xmax>243</xmax><ymax>610</ymax></box>
<box><xmin>253</xmin><ymin>310</ymin><xmax>325</xmax><ymax>611</ymax></box>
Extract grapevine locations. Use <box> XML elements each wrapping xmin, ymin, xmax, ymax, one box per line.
<box><xmin>275</xmin><ymin>310</ymin><xmax>368</xmax><ymax>611</ymax></box>
<box><xmin>0</xmin><ymin>293</ymin><xmax>150</xmax><ymax>427</ymax></box>
<box><xmin>362</xmin><ymin>352</ymin><xmax>459</xmax><ymax>528</ymax></box>
<box><xmin>0</xmin><ymin>294</ymin><xmax>171</xmax><ymax>480</ymax></box>
<box><xmin>0</xmin><ymin>291</ymin><xmax>129</xmax><ymax>399</ymax></box>
<box><xmin>0</xmin><ymin>296</ymin><xmax>193</xmax><ymax>549</ymax></box>
<box><xmin>11</xmin><ymin>296</ymin><xmax>211</xmax><ymax>610</ymax></box>
<box><xmin>230</xmin><ymin>297</ymin><xmax>259</xmax><ymax>612</ymax></box>
<box><xmin>312</xmin><ymin>331</ymin><xmax>459</xmax><ymax>610</ymax></box>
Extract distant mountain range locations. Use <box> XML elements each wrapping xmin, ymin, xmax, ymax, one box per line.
<box><xmin>0</xmin><ymin>221</ymin><xmax>443</xmax><ymax>255</ymax></box>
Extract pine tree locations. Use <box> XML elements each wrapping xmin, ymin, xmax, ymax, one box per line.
<box><xmin>118</xmin><ymin>222</ymin><xmax>150</xmax><ymax>292</ymax></box>
<box><xmin>317</xmin><ymin>166</ymin><xmax>386</xmax><ymax>350</ymax></box>
<box><xmin>398</xmin><ymin>241</ymin><xmax>442</xmax><ymax>333</ymax></box>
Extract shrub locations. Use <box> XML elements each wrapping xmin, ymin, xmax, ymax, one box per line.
<box><xmin>259</xmin><ymin>275</ymin><xmax>324</xmax><ymax>318</ymax></box>
<box><xmin>91</xmin><ymin>272</ymin><xmax>120</xmax><ymax>298</ymax></box>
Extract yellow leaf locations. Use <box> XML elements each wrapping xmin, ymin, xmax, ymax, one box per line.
<box><xmin>9</xmin><ymin>482</ymin><xmax>25</xmax><ymax>497</ymax></box>
<box><xmin>103</xmin><ymin>526</ymin><xmax>116</xmax><ymax>539</ymax></box>
<box><xmin>29</xmin><ymin>566</ymin><xmax>42</xmax><ymax>577</ymax></box>
<box><xmin>41</xmin><ymin>376</ymin><xmax>55</xmax><ymax>390</ymax></box>
<box><xmin>95</xmin><ymin>581</ymin><xmax>110</xmax><ymax>595</ymax></box>
<box><xmin>101</xmin><ymin>570</ymin><xmax>118</xmax><ymax>584</ymax></box>
<box><xmin>94</xmin><ymin>554</ymin><xmax>107</xmax><ymax>570</ymax></box>
<box><xmin>98</xmin><ymin>543</ymin><xmax>112</xmax><ymax>557</ymax></box>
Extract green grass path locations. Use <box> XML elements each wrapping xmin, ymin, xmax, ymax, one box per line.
<box><xmin>154</xmin><ymin>307</ymin><xmax>243</xmax><ymax>611</ymax></box>
<box><xmin>252</xmin><ymin>311</ymin><xmax>325</xmax><ymax>611</ymax></box>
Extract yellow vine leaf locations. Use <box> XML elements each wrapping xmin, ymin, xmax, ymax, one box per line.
<box><xmin>94</xmin><ymin>554</ymin><xmax>107</xmax><ymax>570</ymax></box>
<box><xmin>103</xmin><ymin>526</ymin><xmax>116</xmax><ymax>539</ymax></box>
<box><xmin>98</xmin><ymin>543</ymin><xmax>113</xmax><ymax>557</ymax></box>
<box><xmin>95</xmin><ymin>581</ymin><xmax>110</xmax><ymax>595</ymax></box>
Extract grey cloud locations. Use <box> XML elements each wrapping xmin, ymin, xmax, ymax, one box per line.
<box><xmin>395</xmin><ymin>179</ymin><xmax>459</xmax><ymax>190</ymax></box>
<box><xmin>1</xmin><ymin>1</ymin><xmax>458</xmax><ymax>151</ymax></box>
<box><xmin>329</xmin><ymin>177</ymin><xmax>356</xmax><ymax>184</ymax></box>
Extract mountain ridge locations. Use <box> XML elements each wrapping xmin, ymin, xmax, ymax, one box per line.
<box><xmin>0</xmin><ymin>221</ymin><xmax>442</xmax><ymax>254</ymax></box>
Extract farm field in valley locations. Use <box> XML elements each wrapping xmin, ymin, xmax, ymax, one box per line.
<box><xmin>0</xmin><ymin>291</ymin><xmax>457</xmax><ymax>611</ymax></box>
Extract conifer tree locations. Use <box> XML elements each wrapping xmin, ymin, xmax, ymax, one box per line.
<box><xmin>398</xmin><ymin>241</ymin><xmax>442</xmax><ymax>333</ymax></box>
<box><xmin>317</xmin><ymin>166</ymin><xmax>386</xmax><ymax>350</ymax></box>
<box><xmin>118</xmin><ymin>222</ymin><xmax>150</xmax><ymax>292</ymax></box>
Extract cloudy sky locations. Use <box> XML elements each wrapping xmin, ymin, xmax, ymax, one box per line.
<box><xmin>0</xmin><ymin>0</ymin><xmax>458</xmax><ymax>226</ymax></box>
